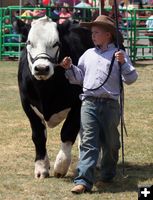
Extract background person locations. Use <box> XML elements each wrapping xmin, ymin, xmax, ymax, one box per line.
<box><xmin>146</xmin><ymin>11</ymin><xmax>153</xmax><ymax>53</ymax></box>
<box><xmin>59</xmin><ymin>7</ymin><xmax>72</xmax><ymax>24</ymax></box>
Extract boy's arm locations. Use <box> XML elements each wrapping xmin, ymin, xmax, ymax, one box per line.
<box><xmin>65</xmin><ymin>55</ymin><xmax>85</xmax><ymax>85</ymax></box>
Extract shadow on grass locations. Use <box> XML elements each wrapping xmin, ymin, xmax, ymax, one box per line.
<box><xmin>61</xmin><ymin>162</ymin><xmax>153</xmax><ymax>194</ymax></box>
<box><xmin>47</xmin><ymin>160</ymin><xmax>153</xmax><ymax>194</ymax></box>
<box><xmin>94</xmin><ymin>162</ymin><xmax>153</xmax><ymax>194</ymax></box>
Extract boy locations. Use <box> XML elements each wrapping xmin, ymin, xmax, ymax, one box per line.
<box><xmin>60</xmin><ymin>15</ymin><xmax>138</xmax><ymax>194</ymax></box>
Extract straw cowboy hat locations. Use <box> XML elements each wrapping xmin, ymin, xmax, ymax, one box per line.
<box><xmin>80</xmin><ymin>15</ymin><xmax>117</xmax><ymax>41</ymax></box>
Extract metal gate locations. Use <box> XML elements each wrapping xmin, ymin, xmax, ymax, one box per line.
<box><xmin>0</xmin><ymin>6</ymin><xmax>153</xmax><ymax>61</ymax></box>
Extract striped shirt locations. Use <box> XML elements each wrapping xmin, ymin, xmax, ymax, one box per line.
<box><xmin>65</xmin><ymin>43</ymin><xmax>138</xmax><ymax>101</ymax></box>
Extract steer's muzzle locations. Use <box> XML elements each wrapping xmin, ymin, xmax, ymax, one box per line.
<box><xmin>34</xmin><ymin>65</ymin><xmax>50</xmax><ymax>76</ymax></box>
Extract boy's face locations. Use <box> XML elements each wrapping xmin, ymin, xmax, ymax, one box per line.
<box><xmin>91</xmin><ymin>26</ymin><xmax>112</xmax><ymax>47</ymax></box>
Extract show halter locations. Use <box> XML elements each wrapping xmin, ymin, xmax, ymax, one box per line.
<box><xmin>26</xmin><ymin>41</ymin><xmax>60</xmax><ymax>65</ymax></box>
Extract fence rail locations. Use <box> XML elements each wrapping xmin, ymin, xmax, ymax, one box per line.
<box><xmin>0</xmin><ymin>6</ymin><xmax>153</xmax><ymax>62</ymax></box>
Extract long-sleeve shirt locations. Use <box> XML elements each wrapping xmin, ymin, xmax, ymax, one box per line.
<box><xmin>65</xmin><ymin>43</ymin><xmax>138</xmax><ymax>101</ymax></box>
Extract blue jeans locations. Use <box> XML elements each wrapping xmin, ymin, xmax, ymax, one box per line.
<box><xmin>74</xmin><ymin>97</ymin><xmax>121</xmax><ymax>191</ymax></box>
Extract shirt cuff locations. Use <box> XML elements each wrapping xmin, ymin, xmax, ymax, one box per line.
<box><xmin>65</xmin><ymin>64</ymin><xmax>73</xmax><ymax>71</ymax></box>
<box><xmin>121</xmin><ymin>62</ymin><xmax>132</xmax><ymax>74</ymax></box>
<box><xmin>65</xmin><ymin>65</ymin><xmax>75</xmax><ymax>79</ymax></box>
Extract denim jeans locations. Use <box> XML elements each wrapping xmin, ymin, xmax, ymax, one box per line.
<box><xmin>74</xmin><ymin>97</ymin><xmax>121</xmax><ymax>191</ymax></box>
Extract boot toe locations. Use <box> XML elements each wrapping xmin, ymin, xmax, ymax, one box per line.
<box><xmin>71</xmin><ymin>185</ymin><xmax>86</xmax><ymax>194</ymax></box>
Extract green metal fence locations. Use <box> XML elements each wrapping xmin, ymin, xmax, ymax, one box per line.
<box><xmin>132</xmin><ymin>8</ymin><xmax>153</xmax><ymax>62</ymax></box>
<box><xmin>0</xmin><ymin>6</ymin><xmax>153</xmax><ymax>62</ymax></box>
<box><xmin>0</xmin><ymin>6</ymin><xmax>49</xmax><ymax>60</ymax></box>
<box><xmin>116</xmin><ymin>7</ymin><xmax>153</xmax><ymax>62</ymax></box>
<box><xmin>0</xmin><ymin>7</ymin><xmax>21</xmax><ymax>60</ymax></box>
<box><xmin>0</xmin><ymin>5</ymin><xmax>96</xmax><ymax>61</ymax></box>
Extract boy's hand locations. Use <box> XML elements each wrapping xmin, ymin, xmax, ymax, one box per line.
<box><xmin>115</xmin><ymin>51</ymin><xmax>125</xmax><ymax>65</ymax></box>
<box><xmin>60</xmin><ymin>57</ymin><xmax>72</xmax><ymax>69</ymax></box>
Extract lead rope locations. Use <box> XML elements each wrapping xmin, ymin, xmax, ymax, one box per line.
<box><xmin>114</xmin><ymin>0</ymin><xmax>128</xmax><ymax>177</ymax></box>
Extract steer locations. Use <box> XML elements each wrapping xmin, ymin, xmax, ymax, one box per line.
<box><xmin>17</xmin><ymin>16</ymin><xmax>93</xmax><ymax>178</ymax></box>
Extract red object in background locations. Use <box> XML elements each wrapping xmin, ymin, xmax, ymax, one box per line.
<box><xmin>42</xmin><ymin>0</ymin><xmax>50</xmax><ymax>5</ymax></box>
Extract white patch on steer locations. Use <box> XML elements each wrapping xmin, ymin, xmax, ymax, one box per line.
<box><xmin>54</xmin><ymin>142</ymin><xmax>72</xmax><ymax>177</ymax></box>
<box><xmin>35</xmin><ymin>153</ymin><xmax>50</xmax><ymax>179</ymax></box>
<box><xmin>30</xmin><ymin>105</ymin><xmax>45</xmax><ymax>126</ymax></box>
<box><xmin>30</xmin><ymin>105</ymin><xmax>47</xmax><ymax>138</ymax></box>
<box><xmin>47</xmin><ymin>108</ymin><xmax>70</xmax><ymax>128</ymax></box>
<box><xmin>96</xmin><ymin>149</ymin><xmax>102</xmax><ymax>169</ymax></box>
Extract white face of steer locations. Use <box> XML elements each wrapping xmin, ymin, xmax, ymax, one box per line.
<box><xmin>26</xmin><ymin>16</ymin><xmax>60</xmax><ymax>80</ymax></box>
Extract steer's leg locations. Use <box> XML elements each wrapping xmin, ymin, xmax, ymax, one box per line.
<box><xmin>54</xmin><ymin>104</ymin><xmax>80</xmax><ymax>178</ymax></box>
<box><xmin>22</xmin><ymin>101</ymin><xmax>50</xmax><ymax>178</ymax></box>
<box><xmin>54</xmin><ymin>141</ymin><xmax>72</xmax><ymax>178</ymax></box>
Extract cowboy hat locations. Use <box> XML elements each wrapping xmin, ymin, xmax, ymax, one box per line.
<box><xmin>80</xmin><ymin>15</ymin><xmax>117</xmax><ymax>41</ymax></box>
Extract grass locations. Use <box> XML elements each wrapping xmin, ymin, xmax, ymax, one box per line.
<box><xmin>0</xmin><ymin>60</ymin><xmax>153</xmax><ymax>200</ymax></box>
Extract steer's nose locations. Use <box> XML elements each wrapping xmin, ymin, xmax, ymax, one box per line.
<box><xmin>35</xmin><ymin>65</ymin><xmax>50</xmax><ymax>75</ymax></box>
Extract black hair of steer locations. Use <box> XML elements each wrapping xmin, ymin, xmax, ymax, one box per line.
<box><xmin>16</xmin><ymin>16</ymin><xmax>93</xmax><ymax>178</ymax></box>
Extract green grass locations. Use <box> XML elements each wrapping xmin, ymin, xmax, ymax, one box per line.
<box><xmin>0</xmin><ymin>61</ymin><xmax>153</xmax><ymax>200</ymax></box>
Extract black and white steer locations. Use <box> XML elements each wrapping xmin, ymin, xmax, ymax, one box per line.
<box><xmin>18</xmin><ymin>16</ymin><xmax>93</xmax><ymax>178</ymax></box>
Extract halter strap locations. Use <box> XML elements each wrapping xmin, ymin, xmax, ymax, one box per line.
<box><xmin>26</xmin><ymin>42</ymin><xmax>60</xmax><ymax>65</ymax></box>
<box><xmin>28</xmin><ymin>51</ymin><xmax>59</xmax><ymax>65</ymax></box>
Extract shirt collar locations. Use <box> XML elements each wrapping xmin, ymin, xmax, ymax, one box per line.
<box><xmin>95</xmin><ymin>43</ymin><xmax>116</xmax><ymax>53</ymax></box>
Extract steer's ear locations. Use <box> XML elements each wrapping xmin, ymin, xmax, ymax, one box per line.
<box><xmin>57</xmin><ymin>20</ymin><xmax>71</xmax><ymax>35</ymax></box>
<box><xmin>12</xmin><ymin>17</ymin><xmax>30</xmax><ymax>42</ymax></box>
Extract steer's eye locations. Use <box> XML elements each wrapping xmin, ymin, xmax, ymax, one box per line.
<box><xmin>26</xmin><ymin>40</ymin><xmax>34</xmax><ymax>47</ymax></box>
<box><xmin>26</xmin><ymin>40</ymin><xmax>31</xmax><ymax>45</ymax></box>
<box><xmin>52</xmin><ymin>42</ymin><xmax>60</xmax><ymax>48</ymax></box>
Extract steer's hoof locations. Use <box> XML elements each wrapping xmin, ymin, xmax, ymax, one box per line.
<box><xmin>34</xmin><ymin>154</ymin><xmax>50</xmax><ymax>179</ymax></box>
<box><xmin>54</xmin><ymin>172</ymin><xmax>66</xmax><ymax>178</ymax></box>
<box><xmin>35</xmin><ymin>171</ymin><xmax>49</xmax><ymax>179</ymax></box>
<box><xmin>54</xmin><ymin>142</ymin><xmax>72</xmax><ymax>178</ymax></box>
<box><xmin>53</xmin><ymin>151</ymin><xmax>71</xmax><ymax>178</ymax></box>
<box><xmin>53</xmin><ymin>156</ymin><xmax>70</xmax><ymax>178</ymax></box>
